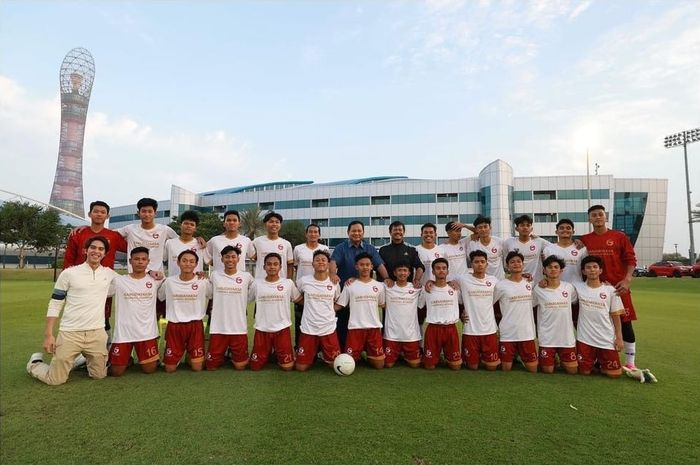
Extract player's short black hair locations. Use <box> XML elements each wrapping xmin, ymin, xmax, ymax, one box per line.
<box><xmin>469</xmin><ymin>250</ymin><xmax>487</xmax><ymax>261</ymax></box>
<box><xmin>354</xmin><ymin>252</ymin><xmax>373</xmax><ymax>263</ymax></box>
<box><xmin>221</xmin><ymin>245</ymin><xmax>241</xmax><ymax>256</ymax></box>
<box><xmin>581</xmin><ymin>255</ymin><xmax>604</xmax><ymax>270</ymax></box>
<box><xmin>473</xmin><ymin>216</ymin><xmax>491</xmax><ymax>227</ymax></box>
<box><xmin>306</xmin><ymin>223</ymin><xmax>321</xmax><ymax>233</ymax></box>
<box><xmin>347</xmin><ymin>220</ymin><xmax>364</xmax><ymax>232</ymax></box>
<box><xmin>556</xmin><ymin>218</ymin><xmax>574</xmax><ymax>229</ymax></box>
<box><xmin>393</xmin><ymin>260</ymin><xmax>411</xmax><ymax>270</ymax></box>
<box><xmin>421</xmin><ymin>222</ymin><xmax>437</xmax><ymax>233</ymax></box>
<box><xmin>312</xmin><ymin>249</ymin><xmax>331</xmax><ymax>261</ymax></box>
<box><xmin>505</xmin><ymin>251</ymin><xmax>524</xmax><ymax>264</ymax></box>
<box><xmin>264</xmin><ymin>252</ymin><xmax>282</xmax><ymax>265</ymax></box>
<box><xmin>180</xmin><ymin>210</ymin><xmax>200</xmax><ymax>224</ymax></box>
<box><xmin>543</xmin><ymin>255</ymin><xmax>565</xmax><ymax>269</ymax></box>
<box><xmin>587</xmin><ymin>204</ymin><xmax>606</xmax><ymax>214</ymax></box>
<box><xmin>388</xmin><ymin>220</ymin><xmax>405</xmax><ymax>232</ymax></box>
<box><xmin>223</xmin><ymin>210</ymin><xmax>240</xmax><ymax>221</ymax></box>
<box><xmin>445</xmin><ymin>221</ymin><xmax>458</xmax><ymax>232</ymax></box>
<box><xmin>84</xmin><ymin>235</ymin><xmax>110</xmax><ymax>253</ymax></box>
<box><xmin>89</xmin><ymin>201</ymin><xmax>110</xmax><ymax>213</ymax></box>
<box><xmin>514</xmin><ymin>214</ymin><xmax>533</xmax><ymax>226</ymax></box>
<box><xmin>177</xmin><ymin>249</ymin><xmax>199</xmax><ymax>263</ymax></box>
<box><xmin>431</xmin><ymin>257</ymin><xmax>449</xmax><ymax>270</ymax></box>
<box><xmin>263</xmin><ymin>211</ymin><xmax>283</xmax><ymax>223</ymax></box>
<box><xmin>137</xmin><ymin>198</ymin><xmax>158</xmax><ymax>211</ymax></box>
<box><xmin>130</xmin><ymin>246</ymin><xmax>149</xmax><ymax>257</ymax></box>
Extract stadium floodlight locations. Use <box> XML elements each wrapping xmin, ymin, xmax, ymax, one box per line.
<box><xmin>664</xmin><ymin>127</ymin><xmax>700</xmax><ymax>264</ymax></box>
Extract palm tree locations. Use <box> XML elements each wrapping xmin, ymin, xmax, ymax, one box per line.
<box><xmin>240</xmin><ymin>206</ymin><xmax>264</xmax><ymax>239</ymax></box>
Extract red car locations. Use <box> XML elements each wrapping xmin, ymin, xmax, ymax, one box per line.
<box><xmin>692</xmin><ymin>263</ymin><xmax>700</xmax><ymax>278</ymax></box>
<box><xmin>646</xmin><ymin>261</ymin><xmax>693</xmax><ymax>278</ymax></box>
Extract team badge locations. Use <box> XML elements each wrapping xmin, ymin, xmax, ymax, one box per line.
<box><xmin>435</xmin><ymin>253</ymin><xmax>441</xmax><ymax>257</ymax></box>
<box><xmin>540</xmin><ymin>349</ymin><xmax>548</xmax><ymax>357</ymax></box>
<box><xmin>192</xmin><ymin>283</ymin><xmax>199</xmax><ymax>290</ymax></box>
<box><xmin>486</xmin><ymin>281</ymin><xmax>492</xmax><ymax>287</ymax></box>
<box><xmin>190</xmin><ymin>247</ymin><xmax>197</xmax><ymax>252</ymax></box>
<box><xmin>326</xmin><ymin>285</ymin><xmax>333</xmax><ymax>291</ymax></box>
<box><xmin>562</xmin><ymin>290</ymin><xmax>568</xmax><ymax>298</ymax></box>
<box><xmin>500</xmin><ymin>345</ymin><xmax>506</xmax><ymax>353</ymax></box>
<box><xmin>235</xmin><ymin>243</ymin><xmax>241</xmax><ymax>249</ymax></box>
<box><xmin>251</xmin><ymin>353</ymin><xmax>258</xmax><ymax>361</ymax></box>
<box><xmin>236</xmin><ymin>277</ymin><xmax>243</xmax><ymax>284</ymax></box>
<box><xmin>277</xmin><ymin>285</ymin><xmax>284</xmax><ymax>291</ymax></box>
<box><xmin>530</xmin><ymin>245</ymin><xmax>536</xmax><ymax>251</ymax></box>
<box><xmin>166</xmin><ymin>348</ymin><xmax>173</xmax><ymax>355</ymax></box>
<box><xmin>425</xmin><ymin>349</ymin><xmax>432</xmax><ymax>357</ymax></box>
<box><xmin>297</xmin><ymin>347</ymin><xmax>305</xmax><ymax>355</ymax></box>
<box><xmin>153</xmin><ymin>233</ymin><xmax>160</xmax><ymax>239</ymax></box>
<box><xmin>146</xmin><ymin>281</ymin><xmax>153</xmax><ymax>289</ymax></box>
<box><xmin>599</xmin><ymin>292</ymin><xmax>607</xmax><ymax>299</ymax></box>
<box><xmin>408</xmin><ymin>289</ymin><xmax>414</xmax><ymax>294</ymax></box>
<box><xmin>346</xmin><ymin>348</ymin><xmax>353</xmax><ymax>354</ymax></box>
<box><xmin>448</xmin><ymin>289</ymin><xmax>454</xmax><ymax>296</ymax></box>
<box><xmin>113</xmin><ymin>347</ymin><xmax>120</xmax><ymax>355</ymax></box>
<box><xmin>606</xmin><ymin>240</ymin><xmax>614</xmax><ymax>246</ymax></box>
<box><xmin>372</xmin><ymin>286</ymin><xmax>378</xmax><ymax>292</ymax></box>
<box><xmin>491</xmin><ymin>248</ymin><xmax>497</xmax><ymax>253</ymax></box>
<box><xmin>384</xmin><ymin>347</ymin><xmax>392</xmax><ymax>354</ymax></box>
<box><xmin>277</xmin><ymin>244</ymin><xmax>284</xmax><ymax>250</ymax></box>
<box><xmin>571</xmin><ymin>250</ymin><xmax>578</xmax><ymax>256</ymax></box>
<box><xmin>459</xmin><ymin>246</ymin><xmax>464</xmax><ymax>251</ymax></box>
<box><xmin>526</xmin><ymin>284</ymin><xmax>532</xmax><ymax>291</ymax></box>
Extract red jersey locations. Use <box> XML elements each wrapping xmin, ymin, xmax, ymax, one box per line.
<box><xmin>63</xmin><ymin>226</ymin><xmax>128</xmax><ymax>269</ymax></box>
<box><xmin>580</xmin><ymin>229</ymin><xmax>636</xmax><ymax>285</ymax></box>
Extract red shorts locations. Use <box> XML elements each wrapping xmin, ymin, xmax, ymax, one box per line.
<box><xmin>539</xmin><ymin>346</ymin><xmax>578</xmax><ymax>367</ymax></box>
<box><xmin>345</xmin><ymin>328</ymin><xmax>385</xmax><ymax>361</ymax></box>
<box><xmin>296</xmin><ymin>332</ymin><xmax>341</xmax><ymax>366</ymax></box>
<box><xmin>499</xmin><ymin>340</ymin><xmax>538</xmax><ymax>364</ymax></box>
<box><xmin>619</xmin><ymin>292</ymin><xmax>637</xmax><ymax>322</ymax></box>
<box><xmin>383</xmin><ymin>339</ymin><xmax>421</xmax><ymax>366</ymax></box>
<box><xmin>423</xmin><ymin>323</ymin><xmax>461</xmax><ymax>368</ymax></box>
<box><xmin>250</xmin><ymin>327</ymin><xmax>294</xmax><ymax>370</ymax></box>
<box><xmin>577</xmin><ymin>341</ymin><xmax>621</xmax><ymax>374</ymax></box>
<box><xmin>109</xmin><ymin>338</ymin><xmax>159</xmax><ymax>366</ymax></box>
<box><xmin>462</xmin><ymin>333</ymin><xmax>500</xmax><ymax>367</ymax></box>
<box><xmin>164</xmin><ymin>321</ymin><xmax>205</xmax><ymax>365</ymax></box>
<box><xmin>206</xmin><ymin>333</ymin><xmax>249</xmax><ymax>369</ymax></box>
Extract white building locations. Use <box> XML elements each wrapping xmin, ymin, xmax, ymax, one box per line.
<box><xmin>109</xmin><ymin>160</ymin><xmax>667</xmax><ymax>266</ymax></box>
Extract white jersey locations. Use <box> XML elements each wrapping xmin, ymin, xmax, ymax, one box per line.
<box><xmin>467</xmin><ymin>237</ymin><xmax>505</xmax><ymax>280</ymax></box>
<box><xmin>298</xmin><ymin>275</ymin><xmax>340</xmax><ymax>336</ymax></box>
<box><xmin>249</xmin><ymin>278</ymin><xmax>300</xmax><ymax>332</ymax></box>
<box><xmin>504</xmin><ymin>237</ymin><xmax>547</xmax><ymax>283</ymax></box>
<box><xmin>418</xmin><ymin>284</ymin><xmax>461</xmax><ymax>325</ymax></box>
<box><xmin>157</xmin><ymin>276</ymin><xmax>211</xmax><ymax>323</ymax></box>
<box><xmin>164</xmin><ymin>237</ymin><xmax>210</xmax><ymax>277</ymax></box>
<box><xmin>532</xmin><ymin>282</ymin><xmax>578</xmax><ymax>348</ymax></box>
<box><xmin>293</xmin><ymin>243</ymin><xmax>329</xmax><ymax>285</ymax></box>
<box><xmin>574</xmin><ymin>282</ymin><xmax>624</xmax><ymax>350</ymax></box>
<box><xmin>493</xmin><ymin>278</ymin><xmax>536</xmax><ymax>342</ymax></box>
<box><xmin>253</xmin><ymin>236</ymin><xmax>294</xmax><ymax>279</ymax></box>
<box><xmin>415</xmin><ymin>244</ymin><xmax>446</xmax><ymax>286</ymax></box>
<box><xmin>208</xmin><ymin>270</ymin><xmax>253</xmax><ymax>335</ymax></box>
<box><xmin>206</xmin><ymin>234</ymin><xmax>254</xmax><ymax>273</ymax></box>
<box><xmin>110</xmin><ymin>274</ymin><xmax>160</xmax><ymax>343</ymax></box>
<box><xmin>542</xmin><ymin>243</ymin><xmax>588</xmax><ymax>284</ymax></box>
<box><xmin>383</xmin><ymin>284</ymin><xmax>422</xmax><ymax>342</ymax></box>
<box><xmin>119</xmin><ymin>223</ymin><xmax>178</xmax><ymax>272</ymax></box>
<box><xmin>336</xmin><ymin>280</ymin><xmax>385</xmax><ymax>330</ymax></box>
<box><xmin>442</xmin><ymin>239</ymin><xmax>470</xmax><ymax>280</ymax></box>
<box><xmin>456</xmin><ymin>273</ymin><xmax>499</xmax><ymax>336</ymax></box>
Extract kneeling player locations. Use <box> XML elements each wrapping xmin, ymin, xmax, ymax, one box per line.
<box><xmin>382</xmin><ymin>262</ymin><xmax>421</xmax><ymax>368</ymax></box>
<box><xmin>493</xmin><ymin>252</ymin><xmax>538</xmax><ymax>373</ymax></box>
<box><xmin>206</xmin><ymin>246</ymin><xmax>253</xmax><ymax>370</ymax></box>
<box><xmin>249</xmin><ymin>253</ymin><xmax>302</xmax><ymax>371</ymax></box>
<box><xmin>158</xmin><ymin>250</ymin><xmax>211</xmax><ymax>373</ymax></box>
<box><xmin>419</xmin><ymin>258</ymin><xmax>462</xmax><ymax>370</ymax></box>
<box><xmin>109</xmin><ymin>247</ymin><xmax>161</xmax><ymax>376</ymax></box>
<box><xmin>574</xmin><ymin>256</ymin><xmax>624</xmax><ymax>378</ymax></box>
<box><xmin>456</xmin><ymin>250</ymin><xmax>500</xmax><ymax>371</ymax></box>
<box><xmin>533</xmin><ymin>255</ymin><xmax>578</xmax><ymax>374</ymax></box>
<box><xmin>335</xmin><ymin>253</ymin><xmax>386</xmax><ymax>369</ymax></box>
<box><xmin>295</xmin><ymin>250</ymin><xmax>342</xmax><ymax>372</ymax></box>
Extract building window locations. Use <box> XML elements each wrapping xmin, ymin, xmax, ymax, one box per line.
<box><xmin>392</xmin><ymin>194</ymin><xmax>436</xmax><ymax>204</ymax></box>
<box><xmin>276</xmin><ymin>199</ymin><xmax>310</xmax><ymax>209</ymax></box>
<box><xmin>213</xmin><ymin>205</ymin><xmax>226</xmax><ymax>213</ymax></box>
<box><xmin>329</xmin><ymin>217</ymin><xmax>370</xmax><ymax>227</ymax></box>
<box><xmin>370</xmin><ymin>237</ymin><xmax>388</xmax><ymax>247</ymax></box>
<box><xmin>392</xmin><ymin>215</ymin><xmax>436</xmax><ymax>225</ymax></box>
<box><xmin>371</xmin><ymin>196</ymin><xmax>390</xmax><ymax>205</ymax></box>
<box><xmin>437</xmin><ymin>214</ymin><xmax>458</xmax><ymax>224</ymax></box>
<box><xmin>559</xmin><ymin>212</ymin><xmax>588</xmax><ymax>222</ymax></box>
<box><xmin>534</xmin><ymin>213</ymin><xmax>558</xmax><ymax>223</ymax></box>
<box><xmin>259</xmin><ymin>201</ymin><xmax>275</xmax><ymax>211</ymax></box>
<box><xmin>513</xmin><ymin>191</ymin><xmax>533</xmax><ymax>201</ymax></box>
<box><xmin>329</xmin><ymin>196</ymin><xmax>370</xmax><ymax>207</ymax></box>
<box><xmin>311</xmin><ymin>218</ymin><xmax>329</xmax><ymax>227</ymax></box>
<box><xmin>311</xmin><ymin>198</ymin><xmax>329</xmax><ymax>208</ymax></box>
<box><xmin>371</xmin><ymin>216</ymin><xmax>391</xmax><ymax>226</ymax></box>
<box><xmin>437</xmin><ymin>193</ymin><xmax>458</xmax><ymax>203</ymax></box>
<box><xmin>533</xmin><ymin>190</ymin><xmax>556</xmax><ymax>200</ymax></box>
<box><xmin>459</xmin><ymin>192</ymin><xmax>479</xmax><ymax>202</ymax></box>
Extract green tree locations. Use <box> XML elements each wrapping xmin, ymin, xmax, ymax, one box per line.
<box><xmin>0</xmin><ymin>201</ymin><xmax>65</xmax><ymax>269</ymax></box>
<box><xmin>169</xmin><ymin>211</ymin><xmax>224</xmax><ymax>240</ymax></box>
<box><xmin>280</xmin><ymin>220</ymin><xmax>306</xmax><ymax>248</ymax></box>
<box><xmin>240</xmin><ymin>206</ymin><xmax>264</xmax><ymax>240</ymax></box>
<box><xmin>662</xmin><ymin>253</ymin><xmax>689</xmax><ymax>265</ymax></box>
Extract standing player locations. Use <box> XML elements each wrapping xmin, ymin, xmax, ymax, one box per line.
<box><xmin>379</xmin><ymin>221</ymin><xmax>424</xmax><ymax>286</ymax></box>
<box><xmin>27</xmin><ymin>236</ymin><xmax>116</xmax><ymax>385</ymax></box>
<box><xmin>415</xmin><ymin>223</ymin><xmax>446</xmax><ymax>287</ymax></box>
<box><xmin>164</xmin><ymin>210</ymin><xmax>210</xmax><ymax>277</ymax></box>
<box><xmin>532</xmin><ymin>255</ymin><xmax>578</xmax><ymax>375</ymax></box>
<box><xmin>252</xmin><ymin>211</ymin><xmax>294</xmax><ymax>279</ymax></box>
<box><xmin>456</xmin><ymin>250</ymin><xmax>500</xmax><ymax>371</ymax></box>
<box><xmin>493</xmin><ymin>252</ymin><xmax>538</xmax><ymax>373</ymax></box>
<box><xmin>461</xmin><ymin>216</ymin><xmax>505</xmax><ymax>280</ymax></box>
<box><xmin>574</xmin><ymin>256</ymin><xmax>624</xmax><ymax>378</ymax></box>
<box><xmin>335</xmin><ymin>253</ymin><xmax>386</xmax><ymax>369</ymax></box>
<box><xmin>503</xmin><ymin>215</ymin><xmax>547</xmax><ymax>283</ymax></box>
<box><xmin>419</xmin><ymin>258</ymin><xmax>462</xmax><ymax>370</ymax></box>
<box><xmin>206</xmin><ymin>246</ymin><xmax>253</xmax><ymax>370</ymax></box>
<box><xmin>249</xmin><ymin>253</ymin><xmax>302</xmax><ymax>371</ymax></box>
<box><xmin>108</xmin><ymin>247</ymin><xmax>161</xmax><ymax>376</ymax></box>
<box><xmin>206</xmin><ymin>210</ymin><xmax>255</xmax><ymax>274</ymax></box>
<box><xmin>581</xmin><ymin>205</ymin><xmax>638</xmax><ymax>369</ymax></box>
<box><xmin>292</xmin><ymin>223</ymin><xmax>329</xmax><ymax>348</ymax></box>
<box><xmin>442</xmin><ymin>221</ymin><xmax>469</xmax><ymax>280</ymax></box>
<box><xmin>543</xmin><ymin>218</ymin><xmax>587</xmax><ymax>284</ymax></box>
<box><xmin>158</xmin><ymin>250</ymin><xmax>211</xmax><ymax>373</ymax></box>
<box><xmin>295</xmin><ymin>250</ymin><xmax>342</xmax><ymax>372</ymax></box>
<box><xmin>382</xmin><ymin>262</ymin><xmax>422</xmax><ymax>368</ymax></box>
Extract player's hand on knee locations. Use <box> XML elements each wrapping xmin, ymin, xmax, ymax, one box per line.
<box><xmin>43</xmin><ymin>334</ymin><xmax>56</xmax><ymax>354</ymax></box>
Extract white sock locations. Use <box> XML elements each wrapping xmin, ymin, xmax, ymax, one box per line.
<box><xmin>623</xmin><ymin>342</ymin><xmax>636</xmax><ymax>366</ymax></box>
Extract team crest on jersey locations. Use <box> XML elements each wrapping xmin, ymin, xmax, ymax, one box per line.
<box><xmin>190</xmin><ymin>247</ymin><xmax>197</xmax><ymax>252</ymax></box>
<box><xmin>372</xmin><ymin>286</ymin><xmax>378</xmax><ymax>292</ymax></box>
<box><xmin>571</xmin><ymin>250</ymin><xmax>578</xmax><ymax>256</ymax></box>
<box><xmin>408</xmin><ymin>289</ymin><xmax>415</xmax><ymax>294</ymax></box>
<box><xmin>529</xmin><ymin>245</ymin><xmax>536</xmax><ymax>251</ymax></box>
<box><xmin>526</xmin><ymin>284</ymin><xmax>532</xmax><ymax>291</ymax></box>
<box><xmin>192</xmin><ymin>283</ymin><xmax>199</xmax><ymax>290</ymax></box>
<box><xmin>491</xmin><ymin>247</ymin><xmax>497</xmax><ymax>253</ymax></box>
<box><xmin>606</xmin><ymin>239</ymin><xmax>614</xmax><ymax>246</ymax></box>
<box><xmin>459</xmin><ymin>246</ymin><xmax>464</xmax><ymax>251</ymax></box>
<box><xmin>236</xmin><ymin>277</ymin><xmax>243</xmax><ymax>284</ymax></box>
<box><xmin>562</xmin><ymin>290</ymin><xmax>568</xmax><ymax>298</ymax></box>
<box><xmin>326</xmin><ymin>285</ymin><xmax>333</xmax><ymax>291</ymax></box>
<box><xmin>486</xmin><ymin>281</ymin><xmax>492</xmax><ymax>287</ymax></box>
<box><xmin>277</xmin><ymin>244</ymin><xmax>284</xmax><ymax>250</ymax></box>
<box><xmin>236</xmin><ymin>243</ymin><xmax>241</xmax><ymax>249</ymax></box>
<box><xmin>152</xmin><ymin>233</ymin><xmax>160</xmax><ymax>239</ymax></box>
<box><xmin>448</xmin><ymin>289</ymin><xmax>454</xmax><ymax>296</ymax></box>
<box><xmin>277</xmin><ymin>284</ymin><xmax>284</xmax><ymax>291</ymax></box>
<box><xmin>599</xmin><ymin>292</ymin><xmax>607</xmax><ymax>299</ymax></box>
<box><xmin>435</xmin><ymin>253</ymin><xmax>441</xmax><ymax>258</ymax></box>
<box><xmin>146</xmin><ymin>281</ymin><xmax>153</xmax><ymax>289</ymax></box>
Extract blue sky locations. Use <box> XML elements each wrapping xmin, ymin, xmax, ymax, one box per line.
<box><xmin>1</xmin><ymin>0</ymin><xmax>698</xmax><ymax>255</ymax></box>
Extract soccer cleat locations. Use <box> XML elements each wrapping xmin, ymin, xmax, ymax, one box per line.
<box><xmin>73</xmin><ymin>354</ymin><xmax>88</xmax><ymax>370</ymax></box>
<box><xmin>26</xmin><ymin>352</ymin><xmax>43</xmax><ymax>374</ymax></box>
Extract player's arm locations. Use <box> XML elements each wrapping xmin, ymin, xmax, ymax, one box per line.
<box><xmin>287</xmin><ymin>261</ymin><xmax>295</xmax><ymax>280</ymax></box>
<box><xmin>329</xmin><ymin>259</ymin><xmax>340</xmax><ymax>285</ymax></box>
<box><xmin>42</xmin><ymin>317</ymin><xmax>59</xmax><ymax>354</ymax></box>
<box><xmin>44</xmin><ymin>272</ymin><xmax>70</xmax><ymax>353</ymax></box>
<box><xmin>611</xmin><ymin>312</ymin><xmax>623</xmax><ymax>352</ymax></box>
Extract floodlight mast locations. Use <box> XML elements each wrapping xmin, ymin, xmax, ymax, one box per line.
<box><xmin>664</xmin><ymin>127</ymin><xmax>700</xmax><ymax>264</ymax></box>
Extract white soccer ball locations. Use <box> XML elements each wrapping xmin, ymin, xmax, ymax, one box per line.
<box><xmin>333</xmin><ymin>353</ymin><xmax>355</xmax><ymax>376</ymax></box>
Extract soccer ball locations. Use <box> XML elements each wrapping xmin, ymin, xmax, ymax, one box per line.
<box><xmin>333</xmin><ymin>353</ymin><xmax>355</xmax><ymax>376</ymax></box>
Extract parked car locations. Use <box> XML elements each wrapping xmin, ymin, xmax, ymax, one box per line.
<box><xmin>632</xmin><ymin>267</ymin><xmax>648</xmax><ymax>277</ymax></box>
<box><xmin>646</xmin><ymin>261</ymin><xmax>693</xmax><ymax>278</ymax></box>
<box><xmin>692</xmin><ymin>263</ymin><xmax>700</xmax><ymax>278</ymax></box>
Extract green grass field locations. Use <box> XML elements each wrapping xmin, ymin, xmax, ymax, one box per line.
<box><xmin>1</xmin><ymin>270</ymin><xmax>699</xmax><ymax>465</ymax></box>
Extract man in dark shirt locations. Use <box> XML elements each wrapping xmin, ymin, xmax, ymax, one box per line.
<box><xmin>379</xmin><ymin>221</ymin><xmax>424</xmax><ymax>287</ymax></box>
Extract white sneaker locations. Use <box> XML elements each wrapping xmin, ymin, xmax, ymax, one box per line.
<box><xmin>26</xmin><ymin>352</ymin><xmax>43</xmax><ymax>374</ymax></box>
<box><xmin>73</xmin><ymin>354</ymin><xmax>87</xmax><ymax>369</ymax></box>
